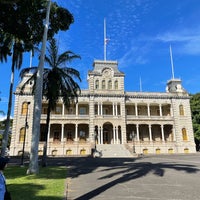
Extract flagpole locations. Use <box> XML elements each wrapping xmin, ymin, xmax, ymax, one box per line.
<box><xmin>140</xmin><ymin>76</ymin><xmax>142</xmax><ymax>92</ymax></box>
<box><xmin>104</xmin><ymin>18</ymin><xmax>106</xmax><ymax>61</ymax></box>
<box><xmin>29</xmin><ymin>50</ymin><xmax>32</xmax><ymax>68</ymax></box>
<box><xmin>169</xmin><ymin>45</ymin><xmax>175</xmax><ymax>79</ymax></box>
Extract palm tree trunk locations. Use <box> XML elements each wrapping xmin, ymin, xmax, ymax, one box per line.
<box><xmin>27</xmin><ymin>0</ymin><xmax>51</xmax><ymax>174</ymax></box>
<box><xmin>1</xmin><ymin>65</ymin><xmax>14</xmax><ymax>157</ymax></box>
<box><xmin>41</xmin><ymin>103</ymin><xmax>51</xmax><ymax>167</ymax></box>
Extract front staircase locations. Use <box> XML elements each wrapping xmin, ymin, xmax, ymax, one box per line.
<box><xmin>96</xmin><ymin>144</ymin><xmax>133</xmax><ymax>158</ymax></box>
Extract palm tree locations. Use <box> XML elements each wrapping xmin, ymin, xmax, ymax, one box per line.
<box><xmin>0</xmin><ymin>37</ymin><xmax>24</xmax><ymax>156</ymax></box>
<box><xmin>20</xmin><ymin>38</ymin><xmax>81</xmax><ymax>167</ymax></box>
<box><xmin>0</xmin><ymin>0</ymin><xmax>74</xmax><ymax>159</ymax></box>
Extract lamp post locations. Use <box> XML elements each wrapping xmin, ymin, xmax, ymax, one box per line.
<box><xmin>94</xmin><ymin>132</ymin><xmax>97</xmax><ymax>151</ymax></box>
<box><xmin>20</xmin><ymin>102</ymin><xmax>30</xmax><ymax>166</ymax></box>
<box><xmin>130</xmin><ymin>131</ymin><xmax>136</xmax><ymax>154</ymax></box>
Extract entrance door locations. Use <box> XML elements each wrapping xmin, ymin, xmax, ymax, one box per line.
<box><xmin>103</xmin><ymin>131</ymin><xmax>109</xmax><ymax>144</ymax></box>
<box><xmin>103</xmin><ymin>122</ymin><xmax>113</xmax><ymax>144</ymax></box>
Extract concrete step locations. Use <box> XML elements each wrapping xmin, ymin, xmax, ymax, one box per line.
<box><xmin>96</xmin><ymin>144</ymin><xmax>133</xmax><ymax>158</ymax></box>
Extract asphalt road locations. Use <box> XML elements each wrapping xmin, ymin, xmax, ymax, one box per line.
<box><xmin>8</xmin><ymin>154</ymin><xmax>200</xmax><ymax>200</ymax></box>
<box><xmin>65</xmin><ymin>154</ymin><xmax>200</xmax><ymax>200</ymax></box>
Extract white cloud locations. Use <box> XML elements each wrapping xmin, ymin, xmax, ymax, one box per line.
<box><xmin>155</xmin><ymin>28</ymin><xmax>200</xmax><ymax>55</ymax></box>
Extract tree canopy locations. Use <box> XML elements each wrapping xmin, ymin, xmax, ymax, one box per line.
<box><xmin>0</xmin><ymin>0</ymin><xmax>75</xmax><ymax>158</ymax></box>
<box><xmin>0</xmin><ymin>0</ymin><xmax>74</xmax><ymax>61</ymax></box>
<box><xmin>190</xmin><ymin>93</ymin><xmax>200</xmax><ymax>140</ymax></box>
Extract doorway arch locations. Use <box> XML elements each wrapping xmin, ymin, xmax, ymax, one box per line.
<box><xmin>103</xmin><ymin>122</ymin><xmax>113</xmax><ymax>144</ymax></box>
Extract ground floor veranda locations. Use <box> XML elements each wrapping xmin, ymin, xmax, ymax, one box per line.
<box><xmin>39</xmin><ymin>122</ymin><xmax>174</xmax><ymax>145</ymax></box>
<box><xmin>12</xmin><ymin>121</ymin><xmax>195</xmax><ymax>157</ymax></box>
<box><xmin>31</xmin><ymin>121</ymin><xmax>195</xmax><ymax>156</ymax></box>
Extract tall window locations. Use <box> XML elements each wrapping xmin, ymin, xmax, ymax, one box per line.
<box><xmin>179</xmin><ymin>105</ymin><xmax>184</xmax><ymax>116</ymax></box>
<box><xmin>114</xmin><ymin>80</ymin><xmax>118</xmax><ymax>89</ymax></box>
<box><xmin>40</xmin><ymin>132</ymin><xmax>45</xmax><ymax>142</ymax></box>
<box><xmin>42</xmin><ymin>104</ymin><xmax>48</xmax><ymax>114</ymax></box>
<box><xmin>19</xmin><ymin>128</ymin><xmax>25</xmax><ymax>142</ymax></box>
<box><xmin>55</xmin><ymin>106</ymin><xmax>62</xmax><ymax>114</ymax></box>
<box><xmin>182</xmin><ymin>128</ymin><xmax>188</xmax><ymax>141</ymax></box>
<box><xmin>21</xmin><ymin>102</ymin><xmax>29</xmax><ymax>115</ymax></box>
<box><xmin>108</xmin><ymin>80</ymin><xmax>112</xmax><ymax>89</ymax></box>
<box><xmin>53</xmin><ymin>131</ymin><xmax>60</xmax><ymax>141</ymax></box>
<box><xmin>79</xmin><ymin>107</ymin><xmax>86</xmax><ymax>115</ymax></box>
<box><xmin>95</xmin><ymin>80</ymin><xmax>99</xmax><ymax>89</ymax></box>
<box><xmin>102</xmin><ymin>80</ymin><xmax>105</xmax><ymax>89</ymax></box>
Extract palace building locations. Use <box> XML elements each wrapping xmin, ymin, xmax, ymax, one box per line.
<box><xmin>10</xmin><ymin>60</ymin><xmax>196</xmax><ymax>157</ymax></box>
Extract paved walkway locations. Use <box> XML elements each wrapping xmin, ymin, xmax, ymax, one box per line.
<box><xmin>65</xmin><ymin>154</ymin><xmax>200</xmax><ymax>200</ymax></box>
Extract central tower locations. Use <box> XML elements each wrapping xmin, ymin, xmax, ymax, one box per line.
<box><xmin>88</xmin><ymin>60</ymin><xmax>125</xmax><ymax>94</ymax></box>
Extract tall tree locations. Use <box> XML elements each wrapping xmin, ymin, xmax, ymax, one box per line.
<box><xmin>20</xmin><ymin>38</ymin><xmax>81</xmax><ymax>167</ymax></box>
<box><xmin>28</xmin><ymin>0</ymin><xmax>51</xmax><ymax>174</ymax></box>
<box><xmin>0</xmin><ymin>0</ymin><xmax>74</xmax><ymax>158</ymax></box>
<box><xmin>190</xmin><ymin>93</ymin><xmax>200</xmax><ymax>140</ymax></box>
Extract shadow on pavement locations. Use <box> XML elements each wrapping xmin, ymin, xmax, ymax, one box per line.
<box><xmin>64</xmin><ymin>156</ymin><xmax>199</xmax><ymax>200</ymax></box>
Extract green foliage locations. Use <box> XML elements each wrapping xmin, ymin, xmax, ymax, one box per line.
<box><xmin>190</xmin><ymin>93</ymin><xmax>200</xmax><ymax>140</ymax></box>
<box><xmin>19</xmin><ymin>38</ymin><xmax>81</xmax><ymax>167</ymax></box>
<box><xmin>0</xmin><ymin>119</ymin><xmax>12</xmax><ymax>148</ymax></box>
<box><xmin>0</xmin><ymin>119</ymin><xmax>13</xmax><ymax>130</ymax></box>
<box><xmin>0</xmin><ymin>0</ymin><xmax>74</xmax><ymax>61</ymax></box>
<box><xmin>5</xmin><ymin>166</ymin><xmax>66</xmax><ymax>200</ymax></box>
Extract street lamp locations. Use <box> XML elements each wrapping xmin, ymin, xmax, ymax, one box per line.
<box><xmin>94</xmin><ymin>132</ymin><xmax>97</xmax><ymax>151</ymax></box>
<box><xmin>20</xmin><ymin>102</ymin><xmax>30</xmax><ymax>166</ymax></box>
<box><xmin>130</xmin><ymin>131</ymin><xmax>136</xmax><ymax>154</ymax></box>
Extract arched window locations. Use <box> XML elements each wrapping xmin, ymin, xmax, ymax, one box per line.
<box><xmin>179</xmin><ymin>105</ymin><xmax>184</xmax><ymax>116</ymax></box>
<box><xmin>114</xmin><ymin>80</ymin><xmax>118</xmax><ymax>89</ymax></box>
<box><xmin>21</xmin><ymin>102</ymin><xmax>29</xmax><ymax>115</ymax></box>
<box><xmin>95</xmin><ymin>80</ymin><xmax>99</xmax><ymax>89</ymax></box>
<box><xmin>108</xmin><ymin>80</ymin><xmax>112</xmax><ymax>89</ymax></box>
<box><xmin>102</xmin><ymin>80</ymin><xmax>105</xmax><ymax>89</ymax></box>
<box><xmin>19</xmin><ymin>128</ymin><xmax>25</xmax><ymax>142</ymax></box>
<box><xmin>182</xmin><ymin>128</ymin><xmax>188</xmax><ymax>141</ymax></box>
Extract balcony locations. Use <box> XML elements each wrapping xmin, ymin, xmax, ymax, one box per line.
<box><xmin>41</xmin><ymin>114</ymin><xmax>89</xmax><ymax>121</ymax></box>
<box><xmin>126</xmin><ymin>114</ymin><xmax>173</xmax><ymax>121</ymax></box>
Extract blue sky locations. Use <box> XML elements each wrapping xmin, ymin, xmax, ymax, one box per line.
<box><xmin>1</xmin><ymin>0</ymin><xmax>200</xmax><ymax>118</ymax></box>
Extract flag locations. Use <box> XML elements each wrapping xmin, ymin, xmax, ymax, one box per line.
<box><xmin>104</xmin><ymin>38</ymin><xmax>110</xmax><ymax>45</ymax></box>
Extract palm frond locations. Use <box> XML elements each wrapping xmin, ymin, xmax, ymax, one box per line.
<box><xmin>12</xmin><ymin>40</ymin><xmax>24</xmax><ymax>70</ymax></box>
<box><xmin>19</xmin><ymin>67</ymin><xmax>38</xmax><ymax>79</ymax></box>
<box><xmin>0</xmin><ymin>32</ymin><xmax>12</xmax><ymax>62</ymax></box>
<box><xmin>57</xmin><ymin>51</ymin><xmax>81</xmax><ymax>66</ymax></box>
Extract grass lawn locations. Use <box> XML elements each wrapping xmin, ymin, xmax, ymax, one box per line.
<box><xmin>4</xmin><ymin>165</ymin><xmax>67</xmax><ymax>200</ymax></box>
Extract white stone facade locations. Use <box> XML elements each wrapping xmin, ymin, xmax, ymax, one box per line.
<box><xmin>10</xmin><ymin>60</ymin><xmax>196</xmax><ymax>156</ymax></box>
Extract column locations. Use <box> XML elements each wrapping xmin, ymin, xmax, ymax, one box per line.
<box><xmin>161</xmin><ymin>124</ymin><xmax>165</xmax><ymax>142</ymax></box>
<box><xmin>148</xmin><ymin>125</ymin><xmax>152</xmax><ymax>141</ymax></box>
<box><xmin>75</xmin><ymin>124</ymin><xmax>78</xmax><ymax>141</ymax></box>
<box><xmin>116</xmin><ymin>127</ymin><xmax>119</xmax><ymax>144</ymax></box>
<box><xmin>101</xmin><ymin>103</ymin><xmax>103</xmax><ymax>115</ymax></box>
<box><xmin>100</xmin><ymin>126</ymin><xmax>103</xmax><ymax>144</ymax></box>
<box><xmin>116</xmin><ymin>103</ymin><xmax>118</xmax><ymax>116</ymax></box>
<box><xmin>135</xmin><ymin>103</ymin><xmax>138</xmax><ymax>116</ymax></box>
<box><xmin>136</xmin><ymin>124</ymin><xmax>139</xmax><ymax>141</ymax></box>
<box><xmin>61</xmin><ymin>124</ymin><xmax>64</xmax><ymax>142</ymax></box>
<box><xmin>113</xmin><ymin>126</ymin><xmax>116</xmax><ymax>144</ymax></box>
<box><xmin>147</xmin><ymin>104</ymin><xmax>150</xmax><ymax>117</ymax></box>
<box><xmin>113</xmin><ymin>103</ymin><xmax>115</xmax><ymax>116</ymax></box>
<box><xmin>62</xmin><ymin>103</ymin><xmax>65</xmax><ymax>116</ymax></box>
<box><xmin>159</xmin><ymin>104</ymin><xmax>162</xmax><ymax>116</ymax></box>
<box><xmin>76</xmin><ymin>103</ymin><xmax>78</xmax><ymax>116</ymax></box>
